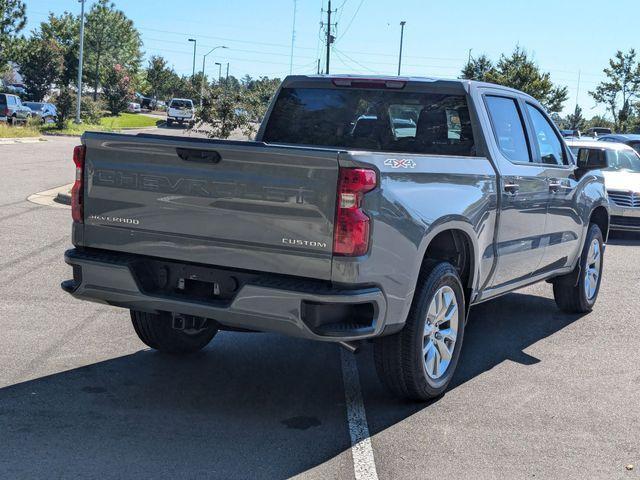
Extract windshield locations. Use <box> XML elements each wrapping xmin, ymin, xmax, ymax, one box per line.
<box><xmin>24</xmin><ymin>102</ymin><xmax>44</xmax><ymax>111</ymax></box>
<box><xmin>170</xmin><ymin>100</ymin><xmax>192</xmax><ymax>108</ymax></box>
<box><xmin>263</xmin><ymin>87</ymin><xmax>476</xmax><ymax>156</ymax></box>
<box><xmin>606</xmin><ymin>149</ymin><xmax>640</xmax><ymax>172</ymax></box>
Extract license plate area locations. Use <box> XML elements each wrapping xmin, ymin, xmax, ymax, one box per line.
<box><xmin>131</xmin><ymin>258</ymin><xmax>260</xmax><ymax>305</ymax></box>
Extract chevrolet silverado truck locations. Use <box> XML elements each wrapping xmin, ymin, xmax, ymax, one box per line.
<box><xmin>62</xmin><ymin>75</ymin><xmax>610</xmax><ymax>401</ymax></box>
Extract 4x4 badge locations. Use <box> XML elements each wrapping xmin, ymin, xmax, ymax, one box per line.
<box><xmin>385</xmin><ymin>158</ymin><xmax>416</xmax><ymax>169</ymax></box>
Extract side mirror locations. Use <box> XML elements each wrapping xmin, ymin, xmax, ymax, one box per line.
<box><xmin>576</xmin><ymin>148</ymin><xmax>607</xmax><ymax>170</ymax></box>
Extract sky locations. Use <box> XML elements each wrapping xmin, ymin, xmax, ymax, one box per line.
<box><xmin>23</xmin><ymin>0</ymin><xmax>639</xmax><ymax>117</ymax></box>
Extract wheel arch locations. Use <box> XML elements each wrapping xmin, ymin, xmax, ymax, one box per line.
<box><xmin>417</xmin><ymin>221</ymin><xmax>479</xmax><ymax>311</ymax></box>
<box><xmin>589</xmin><ymin>205</ymin><xmax>609</xmax><ymax>242</ymax></box>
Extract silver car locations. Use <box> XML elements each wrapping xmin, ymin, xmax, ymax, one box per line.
<box><xmin>568</xmin><ymin>139</ymin><xmax>640</xmax><ymax>231</ymax></box>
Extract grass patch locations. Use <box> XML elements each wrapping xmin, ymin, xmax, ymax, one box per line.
<box><xmin>41</xmin><ymin>113</ymin><xmax>159</xmax><ymax>136</ymax></box>
<box><xmin>100</xmin><ymin>113</ymin><xmax>158</xmax><ymax>129</ymax></box>
<box><xmin>0</xmin><ymin>122</ymin><xmax>41</xmax><ymax>138</ymax></box>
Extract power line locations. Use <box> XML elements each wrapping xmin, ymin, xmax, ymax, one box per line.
<box><xmin>338</xmin><ymin>0</ymin><xmax>365</xmax><ymax>40</ymax></box>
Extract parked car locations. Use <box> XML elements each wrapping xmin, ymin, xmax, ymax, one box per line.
<box><xmin>561</xmin><ymin>129</ymin><xmax>581</xmax><ymax>138</ymax></box>
<box><xmin>597</xmin><ymin>133</ymin><xmax>640</xmax><ymax>155</ymax></box>
<box><xmin>127</xmin><ymin>102</ymin><xmax>141</xmax><ymax>113</ymax></box>
<box><xmin>62</xmin><ymin>75</ymin><xmax>610</xmax><ymax>401</ymax></box>
<box><xmin>167</xmin><ymin>98</ymin><xmax>195</xmax><ymax>126</ymax></box>
<box><xmin>568</xmin><ymin>139</ymin><xmax>640</xmax><ymax>231</ymax></box>
<box><xmin>23</xmin><ymin>102</ymin><xmax>57</xmax><ymax>123</ymax></box>
<box><xmin>9</xmin><ymin>83</ymin><xmax>27</xmax><ymax>95</ymax></box>
<box><xmin>0</xmin><ymin>93</ymin><xmax>32</xmax><ymax>124</ymax></box>
<box><xmin>585</xmin><ymin>127</ymin><xmax>613</xmax><ymax>137</ymax></box>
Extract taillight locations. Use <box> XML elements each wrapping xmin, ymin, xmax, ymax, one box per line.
<box><xmin>333</xmin><ymin>168</ymin><xmax>377</xmax><ymax>256</ymax></box>
<box><xmin>71</xmin><ymin>145</ymin><xmax>86</xmax><ymax>223</ymax></box>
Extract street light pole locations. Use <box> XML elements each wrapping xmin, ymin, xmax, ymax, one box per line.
<box><xmin>200</xmin><ymin>45</ymin><xmax>227</xmax><ymax>107</ymax></box>
<box><xmin>188</xmin><ymin>38</ymin><xmax>197</xmax><ymax>81</ymax></box>
<box><xmin>397</xmin><ymin>21</ymin><xmax>406</xmax><ymax>76</ymax></box>
<box><xmin>74</xmin><ymin>0</ymin><xmax>86</xmax><ymax>124</ymax></box>
<box><xmin>215</xmin><ymin>62</ymin><xmax>222</xmax><ymax>82</ymax></box>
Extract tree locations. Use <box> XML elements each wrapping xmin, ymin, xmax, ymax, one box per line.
<box><xmin>0</xmin><ymin>0</ymin><xmax>26</xmax><ymax>68</ymax></box>
<box><xmin>145</xmin><ymin>55</ymin><xmax>174</xmax><ymax>100</ymax></box>
<box><xmin>40</xmin><ymin>12</ymin><xmax>80</xmax><ymax>87</ymax></box>
<box><xmin>461</xmin><ymin>47</ymin><xmax>568</xmax><ymax>113</ymax></box>
<box><xmin>582</xmin><ymin>115</ymin><xmax>615</xmax><ymax>133</ymax></box>
<box><xmin>461</xmin><ymin>54</ymin><xmax>494</xmax><ymax>82</ymax></box>
<box><xmin>243</xmin><ymin>76</ymin><xmax>280</xmax><ymax>125</ymax></box>
<box><xmin>18</xmin><ymin>35</ymin><xmax>63</xmax><ymax>101</ymax></box>
<box><xmin>196</xmin><ymin>76</ymin><xmax>280</xmax><ymax>139</ymax></box>
<box><xmin>566</xmin><ymin>105</ymin><xmax>587</xmax><ymax>131</ymax></box>
<box><xmin>590</xmin><ymin>49</ymin><xmax>640</xmax><ymax>133</ymax></box>
<box><xmin>198</xmin><ymin>85</ymin><xmax>250</xmax><ymax>139</ymax></box>
<box><xmin>84</xmin><ymin>0</ymin><xmax>142</xmax><ymax>99</ymax></box>
<box><xmin>102</xmin><ymin>63</ymin><xmax>133</xmax><ymax>115</ymax></box>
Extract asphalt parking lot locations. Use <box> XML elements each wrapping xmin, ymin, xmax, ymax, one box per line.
<box><xmin>1</xmin><ymin>134</ymin><xmax>639</xmax><ymax>479</ymax></box>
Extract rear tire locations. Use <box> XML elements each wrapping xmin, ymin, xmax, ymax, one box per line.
<box><xmin>130</xmin><ymin>310</ymin><xmax>218</xmax><ymax>354</ymax></box>
<box><xmin>374</xmin><ymin>261</ymin><xmax>466</xmax><ymax>401</ymax></box>
<box><xmin>167</xmin><ymin>119</ymin><xmax>173</xmax><ymax>127</ymax></box>
<box><xmin>553</xmin><ymin>223</ymin><xmax>604</xmax><ymax>313</ymax></box>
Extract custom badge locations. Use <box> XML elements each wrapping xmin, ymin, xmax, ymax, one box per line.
<box><xmin>384</xmin><ymin>158</ymin><xmax>416</xmax><ymax>169</ymax></box>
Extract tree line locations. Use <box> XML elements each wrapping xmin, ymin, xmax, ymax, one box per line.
<box><xmin>2</xmin><ymin>0</ymin><xmax>640</xmax><ymax>135</ymax></box>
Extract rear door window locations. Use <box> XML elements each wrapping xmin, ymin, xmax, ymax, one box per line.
<box><xmin>263</xmin><ymin>87</ymin><xmax>476</xmax><ymax>156</ymax></box>
<box><xmin>525</xmin><ymin>104</ymin><xmax>567</xmax><ymax>166</ymax></box>
<box><xmin>484</xmin><ymin>95</ymin><xmax>531</xmax><ymax>163</ymax></box>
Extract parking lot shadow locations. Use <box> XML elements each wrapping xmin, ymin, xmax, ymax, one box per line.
<box><xmin>0</xmin><ymin>334</ymin><xmax>352</xmax><ymax>479</ymax></box>
<box><xmin>0</xmin><ymin>292</ymin><xmax>583</xmax><ymax>478</ymax></box>
<box><xmin>357</xmin><ymin>292</ymin><xmax>586</xmax><ymax>432</ymax></box>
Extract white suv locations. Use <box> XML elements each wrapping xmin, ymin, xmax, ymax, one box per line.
<box><xmin>167</xmin><ymin>98</ymin><xmax>195</xmax><ymax>127</ymax></box>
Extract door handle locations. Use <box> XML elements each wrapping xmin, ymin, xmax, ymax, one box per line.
<box><xmin>176</xmin><ymin>148</ymin><xmax>222</xmax><ymax>164</ymax></box>
<box><xmin>548</xmin><ymin>180</ymin><xmax>561</xmax><ymax>193</ymax></box>
<box><xmin>548</xmin><ymin>178</ymin><xmax>572</xmax><ymax>194</ymax></box>
<box><xmin>504</xmin><ymin>182</ymin><xmax>520</xmax><ymax>195</ymax></box>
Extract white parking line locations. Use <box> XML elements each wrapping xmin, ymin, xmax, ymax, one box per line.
<box><xmin>340</xmin><ymin>348</ymin><xmax>379</xmax><ymax>480</ymax></box>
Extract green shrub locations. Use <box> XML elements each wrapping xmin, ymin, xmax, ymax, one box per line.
<box><xmin>80</xmin><ymin>97</ymin><xmax>103</xmax><ymax>124</ymax></box>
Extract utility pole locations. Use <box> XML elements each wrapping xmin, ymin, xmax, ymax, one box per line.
<box><xmin>225</xmin><ymin>63</ymin><xmax>229</xmax><ymax>81</ymax></box>
<box><xmin>200</xmin><ymin>45</ymin><xmax>227</xmax><ymax>107</ymax></box>
<box><xmin>321</xmin><ymin>0</ymin><xmax>336</xmax><ymax>74</ymax></box>
<box><xmin>74</xmin><ymin>0</ymin><xmax>86</xmax><ymax>124</ymax></box>
<box><xmin>317</xmin><ymin>59</ymin><xmax>321</xmax><ymax>74</ymax></box>
<box><xmin>188</xmin><ymin>38</ymin><xmax>197</xmax><ymax>81</ymax></box>
<box><xmin>397</xmin><ymin>21</ymin><xmax>406</xmax><ymax>76</ymax></box>
<box><xmin>573</xmin><ymin>70</ymin><xmax>581</xmax><ymax>129</ymax></box>
<box><xmin>289</xmin><ymin>0</ymin><xmax>297</xmax><ymax>75</ymax></box>
<box><xmin>215</xmin><ymin>62</ymin><xmax>222</xmax><ymax>82</ymax></box>
<box><xmin>467</xmin><ymin>48</ymin><xmax>473</xmax><ymax>65</ymax></box>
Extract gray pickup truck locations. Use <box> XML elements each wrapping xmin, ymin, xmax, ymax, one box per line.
<box><xmin>62</xmin><ymin>75</ymin><xmax>609</xmax><ymax>401</ymax></box>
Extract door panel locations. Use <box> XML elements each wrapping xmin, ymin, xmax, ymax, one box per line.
<box><xmin>523</xmin><ymin>103</ymin><xmax>583</xmax><ymax>271</ymax></box>
<box><xmin>491</xmin><ymin>171</ymin><xmax>550</xmax><ymax>286</ymax></box>
<box><xmin>482</xmin><ymin>94</ymin><xmax>550</xmax><ymax>288</ymax></box>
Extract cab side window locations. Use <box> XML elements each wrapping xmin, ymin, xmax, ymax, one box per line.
<box><xmin>485</xmin><ymin>96</ymin><xmax>531</xmax><ymax>163</ymax></box>
<box><xmin>525</xmin><ymin>104</ymin><xmax>567</xmax><ymax>166</ymax></box>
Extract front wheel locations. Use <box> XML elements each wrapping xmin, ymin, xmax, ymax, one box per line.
<box><xmin>130</xmin><ymin>310</ymin><xmax>218</xmax><ymax>354</ymax></box>
<box><xmin>374</xmin><ymin>261</ymin><xmax>466</xmax><ymax>401</ymax></box>
<box><xmin>553</xmin><ymin>223</ymin><xmax>604</xmax><ymax>313</ymax></box>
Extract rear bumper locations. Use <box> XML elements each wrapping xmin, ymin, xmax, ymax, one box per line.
<box><xmin>62</xmin><ymin>249</ymin><xmax>389</xmax><ymax>342</ymax></box>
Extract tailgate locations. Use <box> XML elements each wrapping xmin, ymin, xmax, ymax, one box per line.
<box><xmin>81</xmin><ymin>133</ymin><xmax>339</xmax><ymax>280</ymax></box>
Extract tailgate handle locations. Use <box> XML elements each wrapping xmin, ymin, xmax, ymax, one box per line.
<box><xmin>176</xmin><ymin>148</ymin><xmax>221</xmax><ymax>164</ymax></box>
